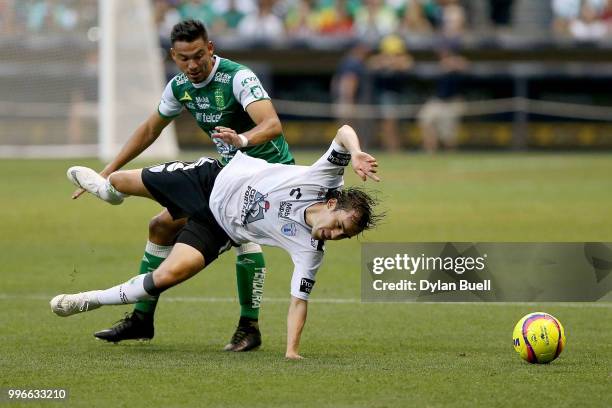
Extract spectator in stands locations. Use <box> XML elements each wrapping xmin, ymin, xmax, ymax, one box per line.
<box><xmin>237</xmin><ymin>0</ymin><xmax>285</xmax><ymax>40</ymax></box>
<box><xmin>551</xmin><ymin>0</ymin><xmax>605</xmax><ymax>36</ymax></box>
<box><xmin>332</xmin><ymin>42</ymin><xmax>372</xmax><ymax>146</ymax></box>
<box><xmin>488</xmin><ymin>0</ymin><xmax>514</xmax><ymax>28</ymax></box>
<box><xmin>317</xmin><ymin>0</ymin><xmax>355</xmax><ymax>37</ymax></box>
<box><xmin>210</xmin><ymin>0</ymin><xmax>246</xmax><ymax>36</ymax></box>
<box><xmin>440</xmin><ymin>0</ymin><xmax>466</xmax><ymax>38</ymax></box>
<box><xmin>419</xmin><ymin>40</ymin><xmax>467</xmax><ymax>153</ymax></box>
<box><xmin>601</xmin><ymin>0</ymin><xmax>612</xmax><ymax>31</ymax></box>
<box><xmin>285</xmin><ymin>0</ymin><xmax>319</xmax><ymax>38</ymax></box>
<box><xmin>179</xmin><ymin>0</ymin><xmax>218</xmax><ymax>29</ymax></box>
<box><xmin>353</xmin><ymin>0</ymin><xmax>399</xmax><ymax>40</ymax></box>
<box><xmin>399</xmin><ymin>0</ymin><xmax>433</xmax><ymax>35</ymax></box>
<box><xmin>569</xmin><ymin>0</ymin><xmax>608</xmax><ymax>40</ymax></box>
<box><xmin>0</xmin><ymin>0</ymin><xmax>16</xmax><ymax>34</ymax></box>
<box><xmin>367</xmin><ymin>34</ymin><xmax>413</xmax><ymax>152</ymax></box>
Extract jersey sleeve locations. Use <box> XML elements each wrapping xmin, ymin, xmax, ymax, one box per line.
<box><xmin>232</xmin><ymin>69</ymin><xmax>270</xmax><ymax>110</ymax></box>
<box><xmin>158</xmin><ymin>80</ymin><xmax>183</xmax><ymax>118</ymax></box>
<box><xmin>290</xmin><ymin>250</ymin><xmax>324</xmax><ymax>300</ymax></box>
<box><xmin>308</xmin><ymin>140</ymin><xmax>351</xmax><ymax>187</ymax></box>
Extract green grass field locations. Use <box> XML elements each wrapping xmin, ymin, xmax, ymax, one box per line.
<box><xmin>1</xmin><ymin>152</ymin><xmax>611</xmax><ymax>407</ymax></box>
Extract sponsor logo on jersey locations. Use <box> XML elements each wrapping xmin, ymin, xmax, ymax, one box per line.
<box><xmin>195</xmin><ymin>96</ymin><xmax>210</xmax><ymax>109</ymax></box>
<box><xmin>311</xmin><ymin>238</ymin><xmax>325</xmax><ymax>251</ymax></box>
<box><xmin>196</xmin><ymin>112</ymin><xmax>222</xmax><ymax>123</ymax></box>
<box><xmin>241</xmin><ymin>75</ymin><xmax>259</xmax><ymax>86</ymax></box>
<box><xmin>214</xmin><ymin>72</ymin><xmax>231</xmax><ymax>84</ymax></box>
<box><xmin>250</xmin><ymin>85</ymin><xmax>264</xmax><ymax>99</ymax></box>
<box><xmin>179</xmin><ymin>91</ymin><xmax>192</xmax><ymax>102</ymax></box>
<box><xmin>327</xmin><ymin>149</ymin><xmax>351</xmax><ymax>166</ymax></box>
<box><xmin>281</xmin><ymin>223</ymin><xmax>297</xmax><ymax>237</ymax></box>
<box><xmin>299</xmin><ymin>278</ymin><xmax>315</xmax><ymax>294</ymax></box>
<box><xmin>278</xmin><ymin>201</ymin><xmax>293</xmax><ymax>218</ymax></box>
<box><xmin>241</xmin><ymin>186</ymin><xmax>270</xmax><ymax>225</ymax></box>
<box><xmin>174</xmin><ymin>74</ymin><xmax>189</xmax><ymax>86</ymax></box>
<box><xmin>185</xmin><ymin>102</ymin><xmax>195</xmax><ymax>110</ymax></box>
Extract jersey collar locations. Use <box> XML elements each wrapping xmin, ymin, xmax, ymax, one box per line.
<box><xmin>191</xmin><ymin>55</ymin><xmax>221</xmax><ymax>88</ymax></box>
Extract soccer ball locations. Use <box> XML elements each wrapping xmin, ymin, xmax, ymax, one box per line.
<box><xmin>512</xmin><ymin>312</ymin><xmax>566</xmax><ymax>364</ymax></box>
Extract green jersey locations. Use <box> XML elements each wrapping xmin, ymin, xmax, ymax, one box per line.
<box><xmin>158</xmin><ymin>56</ymin><xmax>293</xmax><ymax>165</ymax></box>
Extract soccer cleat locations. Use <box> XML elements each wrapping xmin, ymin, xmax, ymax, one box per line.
<box><xmin>94</xmin><ymin>312</ymin><xmax>154</xmax><ymax>343</ymax></box>
<box><xmin>223</xmin><ymin>320</ymin><xmax>262</xmax><ymax>352</ymax></box>
<box><xmin>50</xmin><ymin>293</ymin><xmax>101</xmax><ymax>316</ymax></box>
<box><xmin>66</xmin><ymin>166</ymin><xmax>124</xmax><ymax>205</ymax></box>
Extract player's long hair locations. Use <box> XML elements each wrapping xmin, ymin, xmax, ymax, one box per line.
<box><xmin>326</xmin><ymin>187</ymin><xmax>383</xmax><ymax>233</ymax></box>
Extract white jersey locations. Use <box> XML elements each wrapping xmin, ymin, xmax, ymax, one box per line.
<box><xmin>209</xmin><ymin>141</ymin><xmax>351</xmax><ymax>300</ymax></box>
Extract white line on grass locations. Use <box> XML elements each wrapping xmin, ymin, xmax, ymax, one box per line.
<box><xmin>1</xmin><ymin>293</ymin><xmax>611</xmax><ymax>307</ymax></box>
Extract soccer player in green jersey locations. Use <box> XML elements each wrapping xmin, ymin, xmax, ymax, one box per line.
<box><xmin>71</xmin><ymin>19</ymin><xmax>294</xmax><ymax>351</ymax></box>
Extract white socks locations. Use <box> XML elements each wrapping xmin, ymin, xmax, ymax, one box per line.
<box><xmin>91</xmin><ymin>274</ymin><xmax>157</xmax><ymax>305</ymax></box>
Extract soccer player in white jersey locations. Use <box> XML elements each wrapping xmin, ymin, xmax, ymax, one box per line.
<box><xmin>72</xmin><ymin>19</ymin><xmax>295</xmax><ymax>350</ymax></box>
<box><xmin>53</xmin><ymin>125</ymin><xmax>380</xmax><ymax>359</ymax></box>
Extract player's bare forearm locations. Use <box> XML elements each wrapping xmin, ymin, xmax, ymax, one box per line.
<box><xmin>102</xmin><ymin>113</ymin><xmax>171</xmax><ymax>176</ymax></box>
<box><xmin>213</xmin><ymin>100</ymin><xmax>282</xmax><ymax>147</ymax></box>
<box><xmin>334</xmin><ymin>124</ymin><xmax>362</xmax><ymax>154</ymax></box>
<box><xmin>334</xmin><ymin>125</ymin><xmax>380</xmax><ymax>182</ymax></box>
<box><xmin>286</xmin><ymin>296</ymin><xmax>308</xmax><ymax>359</ymax></box>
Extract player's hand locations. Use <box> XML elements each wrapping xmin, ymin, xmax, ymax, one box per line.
<box><xmin>212</xmin><ymin>126</ymin><xmax>245</xmax><ymax>148</ymax></box>
<box><xmin>351</xmin><ymin>151</ymin><xmax>380</xmax><ymax>182</ymax></box>
<box><xmin>285</xmin><ymin>351</ymin><xmax>304</xmax><ymax>360</ymax></box>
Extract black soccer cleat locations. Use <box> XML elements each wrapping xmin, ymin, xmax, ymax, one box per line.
<box><xmin>223</xmin><ymin>319</ymin><xmax>262</xmax><ymax>352</ymax></box>
<box><xmin>94</xmin><ymin>312</ymin><xmax>154</xmax><ymax>343</ymax></box>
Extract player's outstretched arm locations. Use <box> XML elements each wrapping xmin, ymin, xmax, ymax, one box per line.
<box><xmin>333</xmin><ymin>125</ymin><xmax>380</xmax><ymax>182</ymax></box>
<box><xmin>71</xmin><ymin>112</ymin><xmax>172</xmax><ymax>199</ymax></box>
<box><xmin>286</xmin><ymin>296</ymin><xmax>308</xmax><ymax>360</ymax></box>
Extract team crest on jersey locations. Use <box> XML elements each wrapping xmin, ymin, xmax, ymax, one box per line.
<box><xmin>214</xmin><ymin>88</ymin><xmax>225</xmax><ymax>109</ymax></box>
<box><xmin>241</xmin><ymin>186</ymin><xmax>270</xmax><ymax>225</ymax></box>
<box><xmin>179</xmin><ymin>91</ymin><xmax>192</xmax><ymax>102</ymax></box>
<box><xmin>281</xmin><ymin>223</ymin><xmax>297</xmax><ymax>237</ymax></box>
<box><xmin>250</xmin><ymin>85</ymin><xmax>264</xmax><ymax>99</ymax></box>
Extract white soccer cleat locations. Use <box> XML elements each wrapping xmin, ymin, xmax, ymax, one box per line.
<box><xmin>50</xmin><ymin>293</ymin><xmax>101</xmax><ymax>317</ymax></box>
<box><xmin>66</xmin><ymin>166</ymin><xmax>124</xmax><ymax>205</ymax></box>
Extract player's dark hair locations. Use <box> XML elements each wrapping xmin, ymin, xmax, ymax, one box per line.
<box><xmin>326</xmin><ymin>187</ymin><xmax>383</xmax><ymax>233</ymax></box>
<box><xmin>171</xmin><ymin>19</ymin><xmax>208</xmax><ymax>44</ymax></box>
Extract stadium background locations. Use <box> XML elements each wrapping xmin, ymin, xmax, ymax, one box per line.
<box><xmin>1</xmin><ymin>1</ymin><xmax>611</xmax><ymax>407</ymax></box>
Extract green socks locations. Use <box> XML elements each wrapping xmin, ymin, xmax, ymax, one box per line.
<box><xmin>132</xmin><ymin>242</ymin><xmax>267</xmax><ymax>323</ymax></box>
<box><xmin>133</xmin><ymin>241</ymin><xmax>173</xmax><ymax>315</ymax></box>
<box><xmin>235</xmin><ymin>247</ymin><xmax>266</xmax><ymax>320</ymax></box>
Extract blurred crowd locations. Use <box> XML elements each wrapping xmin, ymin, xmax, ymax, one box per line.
<box><xmin>152</xmin><ymin>0</ymin><xmax>469</xmax><ymax>42</ymax></box>
<box><xmin>3</xmin><ymin>0</ymin><xmax>612</xmax><ymax>40</ymax></box>
<box><xmin>552</xmin><ymin>0</ymin><xmax>612</xmax><ymax>40</ymax></box>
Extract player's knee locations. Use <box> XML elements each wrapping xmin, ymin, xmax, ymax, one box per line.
<box><xmin>108</xmin><ymin>171</ymin><xmax>125</xmax><ymax>191</ymax></box>
<box><xmin>152</xmin><ymin>266</ymin><xmax>181</xmax><ymax>290</ymax></box>
<box><xmin>149</xmin><ymin>214</ymin><xmax>178</xmax><ymax>244</ymax></box>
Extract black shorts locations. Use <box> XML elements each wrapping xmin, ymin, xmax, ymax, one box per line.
<box><xmin>141</xmin><ymin>157</ymin><xmax>233</xmax><ymax>265</ymax></box>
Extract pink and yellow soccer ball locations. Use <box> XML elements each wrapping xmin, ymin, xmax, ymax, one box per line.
<box><xmin>512</xmin><ymin>312</ymin><xmax>566</xmax><ymax>364</ymax></box>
